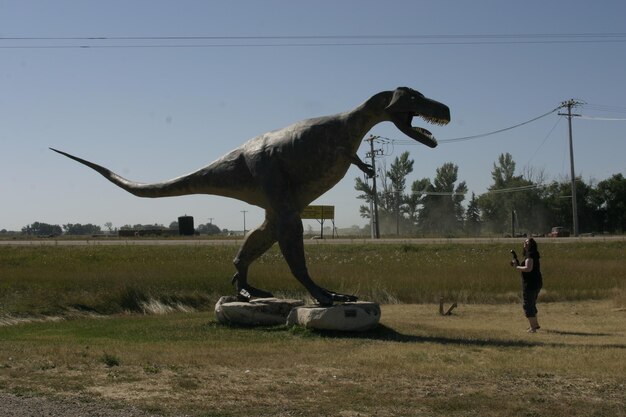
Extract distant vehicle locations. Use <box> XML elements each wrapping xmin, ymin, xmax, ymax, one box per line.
<box><xmin>548</xmin><ymin>226</ymin><xmax>570</xmax><ymax>237</ymax></box>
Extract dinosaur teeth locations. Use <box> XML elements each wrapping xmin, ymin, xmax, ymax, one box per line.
<box><xmin>413</xmin><ymin>126</ymin><xmax>434</xmax><ymax>139</ymax></box>
<box><xmin>420</xmin><ymin>115</ymin><xmax>449</xmax><ymax>126</ymax></box>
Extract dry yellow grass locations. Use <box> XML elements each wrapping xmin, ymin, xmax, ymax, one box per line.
<box><xmin>1</xmin><ymin>300</ymin><xmax>624</xmax><ymax>416</ymax></box>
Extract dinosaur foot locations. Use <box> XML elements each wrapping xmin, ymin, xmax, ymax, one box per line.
<box><xmin>236</xmin><ymin>285</ymin><xmax>274</xmax><ymax>302</ymax></box>
<box><xmin>314</xmin><ymin>288</ymin><xmax>358</xmax><ymax>306</ymax></box>
<box><xmin>231</xmin><ymin>274</ymin><xmax>274</xmax><ymax>301</ymax></box>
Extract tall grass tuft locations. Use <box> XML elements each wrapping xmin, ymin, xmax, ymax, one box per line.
<box><xmin>100</xmin><ymin>352</ymin><xmax>120</xmax><ymax>367</ymax></box>
<box><xmin>118</xmin><ymin>286</ymin><xmax>150</xmax><ymax>312</ymax></box>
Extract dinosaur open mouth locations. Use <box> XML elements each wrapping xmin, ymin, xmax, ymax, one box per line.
<box><xmin>395</xmin><ymin>112</ymin><xmax>449</xmax><ymax>148</ymax></box>
<box><xmin>413</xmin><ymin>125</ymin><xmax>434</xmax><ymax>140</ymax></box>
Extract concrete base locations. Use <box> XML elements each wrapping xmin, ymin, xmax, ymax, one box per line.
<box><xmin>286</xmin><ymin>302</ymin><xmax>381</xmax><ymax>332</ymax></box>
<box><xmin>214</xmin><ymin>296</ymin><xmax>304</xmax><ymax>326</ymax></box>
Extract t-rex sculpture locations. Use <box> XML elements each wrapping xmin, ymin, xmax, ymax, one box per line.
<box><xmin>51</xmin><ymin>87</ymin><xmax>450</xmax><ymax>306</ymax></box>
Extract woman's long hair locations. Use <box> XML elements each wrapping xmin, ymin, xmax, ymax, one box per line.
<box><xmin>524</xmin><ymin>238</ymin><xmax>540</xmax><ymax>259</ymax></box>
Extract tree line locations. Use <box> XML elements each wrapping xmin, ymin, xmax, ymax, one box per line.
<box><xmin>355</xmin><ymin>151</ymin><xmax>626</xmax><ymax>236</ymax></box>
<box><xmin>5</xmin><ymin>153</ymin><xmax>624</xmax><ymax>238</ymax></box>
<box><xmin>9</xmin><ymin>221</ymin><xmax>226</xmax><ymax>237</ymax></box>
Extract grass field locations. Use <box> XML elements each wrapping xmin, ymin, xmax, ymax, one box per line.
<box><xmin>1</xmin><ymin>240</ymin><xmax>625</xmax><ymax>315</ymax></box>
<box><xmin>1</xmin><ymin>302</ymin><xmax>624</xmax><ymax>416</ymax></box>
<box><xmin>1</xmin><ymin>240</ymin><xmax>625</xmax><ymax>416</ymax></box>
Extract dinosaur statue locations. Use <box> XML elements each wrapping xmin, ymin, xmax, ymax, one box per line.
<box><xmin>51</xmin><ymin>87</ymin><xmax>450</xmax><ymax>306</ymax></box>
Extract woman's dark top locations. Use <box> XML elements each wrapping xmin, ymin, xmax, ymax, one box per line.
<box><xmin>522</xmin><ymin>253</ymin><xmax>543</xmax><ymax>291</ymax></box>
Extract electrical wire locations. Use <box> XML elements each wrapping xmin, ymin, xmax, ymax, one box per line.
<box><xmin>3</xmin><ymin>33</ymin><xmax>626</xmax><ymax>41</ymax></box>
<box><xmin>411</xmin><ymin>191</ymin><xmax>467</xmax><ymax>196</ymax></box>
<box><xmin>409</xmin><ymin>183</ymin><xmax>546</xmax><ymax>196</ymax></box>
<box><xmin>584</xmin><ymin>103</ymin><xmax>626</xmax><ymax>113</ymax></box>
<box><xmin>379</xmin><ymin>107</ymin><xmax>560</xmax><ymax>146</ymax></box>
<box><xmin>578</xmin><ymin>115</ymin><xmax>626</xmax><ymax>121</ymax></box>
<box><xmin>486</xmin><ymin>184</ymin><xmax>542</xmax><ymax>194</ymax></box>
<box><xmin>526</xmin><ymin>117</ymin><xmax>562</xmax><ymax>166</ymax></box>
<box><xmin>2</xmin><ymin>32</ymin><xmax>626</xmax><ymax>49</ymax></box>
<box><xmin>439</xmin><ymin>107</ymin><xmax>561</xmax><ymax>143</ymax></box>
<box><xmin>4</xmin><ymin>40</ymin><xmax>626</xmax><ymax>49</ymax></box>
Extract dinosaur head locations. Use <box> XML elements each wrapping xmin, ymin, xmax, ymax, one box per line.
<box><xmin>385</xmin><ymin>87</ymin><xmax>450</xmax><ymax>148</ymax></box>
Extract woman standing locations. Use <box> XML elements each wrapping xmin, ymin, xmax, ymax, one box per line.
<box><xmin>511</xmin><ymin>238</ymin><xmax>543</xmax><ymax>333</ymax></box>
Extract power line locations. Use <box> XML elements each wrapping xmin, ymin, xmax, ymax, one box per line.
<box><xmin>411</xmin><ymin>190</ymin><xmax>467</xmax><ymax>196</ymax></box>
<box><xmin>440</xmin><ymin>107</ymin><xmax>561</xmax><ymax>143</ymax></box>
<box><xmin>380</xmin><ymin>101</ymin><xmax>626</xmax><ymax>146</ymax></box>
<box><xmin>584</xmin><ymin>103</ymin><xmax>626</xmax><ymax>113</ymax></box>
<box><xmin>526</xmin><ymin>117</ymin><xmax>562</xmax><ymax>166</ymax></box>
<box><xmin>3</xmin><ymin>32</ymin><xmax>626</xmax><ymax>41</ymax></box>
<box><xmin>3</xmin><ymin>40</ymin><xmax>626</xmax><ymax>49</ymax></box>
<box><xmin>410</xmin><ymin>184</ymin><xmax>547</xmax><ymax>196</ymax></box>
<box><xmin>2</xmin><ymin>32</ymin><xmax>626</xmax><ymax>49</ymax></box>
<box><xmin>0</xmin><ymin>34</ymin><xmax>591</xmax><ymax>40</ymax></box>
<box><xmin>485</xmin><ymin>184</ymin><xmax>543</xmax><ymax>194</ymax></box>
<box><xmin>381</xmin><ymin>106</ymin><xmax>560</xmax><ymax>145</ymax></box>
<box><xmin>579</xmin><ymin>115</ymin><xmax>626</xmax><ymax>121</ymax></box>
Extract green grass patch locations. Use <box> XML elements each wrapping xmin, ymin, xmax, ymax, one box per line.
<box><xmin>1</xmin><ymin>240</ymin><xmax>625</xmax><ymax>316</ymax></box>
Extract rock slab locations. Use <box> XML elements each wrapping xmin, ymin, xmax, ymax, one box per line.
<box><xmin>286</xmin><ymin>302</ymin><xmax>381</xmax><ymax>331</ymax></box>
<box><xmin>215</xmin><ymin>296</ymin><xmax>305</xmax><ymax>326</ymax></box>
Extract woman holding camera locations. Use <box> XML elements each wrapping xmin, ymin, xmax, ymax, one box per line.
<box><xmin>511</xmin><ymin>238</ymin><xmax>543</xmax><ymax>333</ymax></box>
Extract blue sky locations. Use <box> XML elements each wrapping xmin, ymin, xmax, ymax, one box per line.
<box><xmin>1</xmin><ymin>1</ymin><xmax>625</xmax><ymax>232</ymax></box>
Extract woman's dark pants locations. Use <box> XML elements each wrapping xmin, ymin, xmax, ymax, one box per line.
<box><xmin>523</xmin><ymin>289</ymin><xmax>540</xmax><ymax>317</ymax></box>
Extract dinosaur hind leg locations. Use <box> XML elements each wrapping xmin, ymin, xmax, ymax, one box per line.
<box><xmin>232</xmin><ymin>218</ymin><xmax>277</xmax><ymax>300</ymax></box>
<box><xmin>275</xmin><ymin>210</ymin><xmax>357</xmax><ymax>306</ymax></box>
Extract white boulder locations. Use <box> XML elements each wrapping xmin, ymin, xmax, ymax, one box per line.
<box><xmin>286</xmin><ymin>302</ymin><xmax>381</xmax><ymax>331</ymax></box>
<box><xmin>215</xmin><ymin>296</ymin><xmax>304</xmax><ymax>326</ymax></box>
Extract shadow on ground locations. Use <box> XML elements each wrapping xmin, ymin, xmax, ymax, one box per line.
<box><xmin>274</xmin><ymin>323</ymin><xmax>626</xmax><ymax>350</ymax></box>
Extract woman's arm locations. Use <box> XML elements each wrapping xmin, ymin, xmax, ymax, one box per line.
<box><xmin>516</xmin><ymin>257</ymin><xmax>534</xmax><ymax>272</ymax></box>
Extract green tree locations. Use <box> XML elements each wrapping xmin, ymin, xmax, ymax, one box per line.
<box><xmin>385</xmin><ymin>152</ymin><xmax>414</xmax><ymax>234</ymax></box>
<box><xmin>355</xmin><ymin>175</ymin><xmax>375</xmax><ymax>218</ymax></box>
<box><xmin>477</xmin><ymin>153</ymin><xmax>546</xmax><ymax>235</ymax></box>
<box><xmin>541</xmin><ymin>178</ymin><xmax>601</xmax><ymax>234</ymax></box>
<box><xmin>21</xmin><ymin>222</ymin><xmax>62</xmax><ymax>236</ymax></box>
<box><xmin>595</xmin><ymin>173</ymin><xmax>626</xmax><ymax>233</ymax></box>
<box><xmin>62</xmin><ymin>223</ymin><xmax>102</xmax><ymax>235</ymax></box>
<box><xmin>406</xmin><ymin>178</ymin><xmax>430</xmax><ymax>228</ymax></box>
<box><xmin>197</xmin><ymin>222</ymin><xmax>222</xmax><ymax>235</ymax></box>
<box><xmin>355</xmin><ymin>151</ymin><xmax>417</xmax><ymax>235</ymax></box>
<box><xmin>418</xmin><ymin>162</ymin><xmax>467</xmax><ymax>236</ymax></box>
<box><xmin>465</xmin><ymin>192</ymin><xmax>481</xmax><ymax>236</ymax></box>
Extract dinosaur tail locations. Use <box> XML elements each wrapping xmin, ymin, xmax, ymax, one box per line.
<box><xmin>50</xmin><ymin>148</ymin><xmax>203</xmax><ymax>198</ymax></box>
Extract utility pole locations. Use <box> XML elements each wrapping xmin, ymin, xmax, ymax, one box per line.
<box><xmin>241</xmin><ymin>210</ymin><xmax>248</xmax><ymax>235</ymax></box>
<box><xmin>511</xmin><ymin>210</ymin><xmax>516</xmax><ymax>238</ymax></box>
<box><xmin>366</xmin><ymin>135</ymin><xmax>383</xmax><ymax>239</ymax></box>
<box><xmin>559</xmin><ymin>99</ymin><xmax>583</xmax><ymax>237</ymax></box>
<box><xmin>395</xmin><ymin>189</ymin><xmax>400</xmax><ymax>236</ymax></box>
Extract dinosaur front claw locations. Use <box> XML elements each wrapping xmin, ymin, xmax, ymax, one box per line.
<box><xmin>363</xmin><ymin>164</ymin><xmax>375</xmax><ymax>178</ymax></box>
